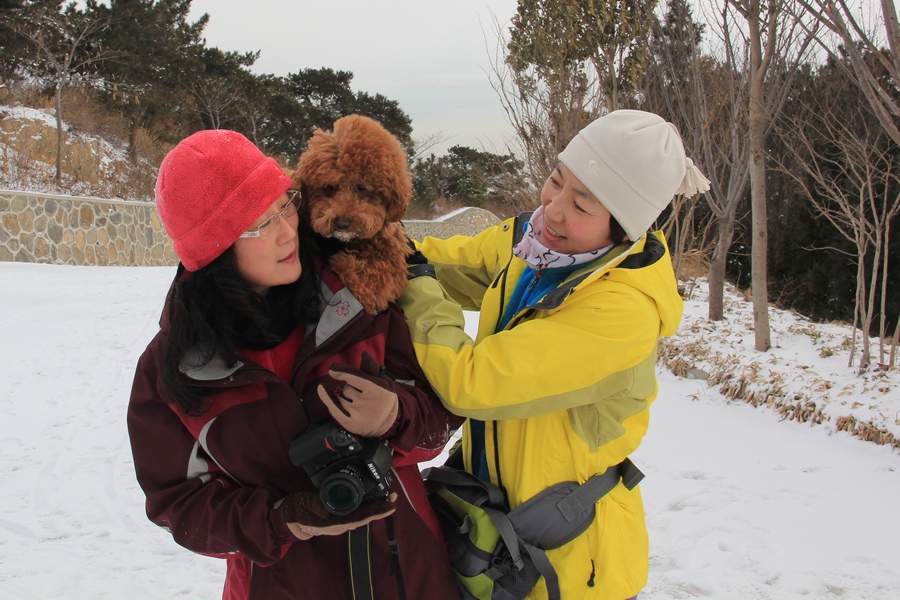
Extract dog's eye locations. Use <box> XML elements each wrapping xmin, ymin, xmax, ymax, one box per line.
<box><xmin>356</xmin><ymin>184</ymin><xmax>368</xmax><ymax>193</ymax></box>
<box><xmin>322</xmin><ymin>186</ymin><xmax>337</xmax><ymax>197</ymax></box>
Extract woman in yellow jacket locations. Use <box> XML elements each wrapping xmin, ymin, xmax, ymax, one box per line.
<box><xmin>399</xmin><ymin>110</ymin><xmax>710</xmax><ymax>599</ymax></box>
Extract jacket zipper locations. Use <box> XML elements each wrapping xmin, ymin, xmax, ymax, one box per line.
<box><xmin>491</xmin><ymin>257</ymin><xmax>513</xmax><ymax>333</ymax></box>
<box><xmin>491</xmin><ymin>420</ymin><xmax>510</xmax><ymax>506</ymax></box>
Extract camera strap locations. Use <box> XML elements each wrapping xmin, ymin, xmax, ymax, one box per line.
<box><xmin>348</xmin><ymin>526</ymin><xmax>374</xmax><ymax>600</ymax></box>
<box><xmin>348</xmin><ymin>520</ymin><xmax>407</xmax><ymax>600</ymax></box>
<box><xmin>386</xmin><ymin>516</ymin><xmax>407</xmax><ymax>600</ymax></box>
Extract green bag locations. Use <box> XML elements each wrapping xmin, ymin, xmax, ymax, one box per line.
<box><xmin>423</xmin><ymin>459</ymin><xmax>644</xmax><ymax>600</ymax></box>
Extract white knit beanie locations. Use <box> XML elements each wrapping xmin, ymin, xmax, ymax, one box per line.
<box><xmin>557</xmin><ymin>109</ymin><xmax>710</xmax><ymax>241</ymax></box>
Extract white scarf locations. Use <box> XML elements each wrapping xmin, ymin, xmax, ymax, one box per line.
<box><xmin>512</xmin><ymin>206</ymin><xmax>613</xmax><ymax>271</ymax></box>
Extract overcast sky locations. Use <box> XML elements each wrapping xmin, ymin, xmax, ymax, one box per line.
<box><xmin>187</xmin><ymin>0</ymin><xmax>521</xmax><ymax>156</ymax></box>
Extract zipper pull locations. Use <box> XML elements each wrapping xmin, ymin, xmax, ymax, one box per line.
<box><xmin>526</xmin><ymin>269</ymin><xmax>542</xmax><ymax>291</ymax></box>
<box><xmin>587</xmin><ymin>559</ymin><xmax>596</xmax><ymax>587</ymax></box>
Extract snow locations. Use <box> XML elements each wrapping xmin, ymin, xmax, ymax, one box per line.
<box><xmin>0</xmin><ymin>262</ymin><xmax>897</xmax><ymax>599</ymax></box>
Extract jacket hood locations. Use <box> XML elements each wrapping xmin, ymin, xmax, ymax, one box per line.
<box><xmin>604</xmin><ymin>233</ymin><xmax>683</xmax><ymax>337</ymax></box>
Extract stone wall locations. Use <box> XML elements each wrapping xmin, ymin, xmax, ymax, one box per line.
<box><xmin>403</xmin><ymin>207</ymin><xmax>501</xmax><ymax>241</ymax></box>
<box><xmin>0</xmin><ymin>190</ymin><xmax>176</xmax><ymax>266</ymax></box>
<box><xmin>0</xmin><ymin>190</ymin><xmax>500</xmax><ymax>267</ymax></box>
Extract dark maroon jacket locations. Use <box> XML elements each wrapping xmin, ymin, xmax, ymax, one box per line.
<box><xmin>128</xmin><ymin>266</ymin><xmax>462</xmax><ymax>599</ymax></box>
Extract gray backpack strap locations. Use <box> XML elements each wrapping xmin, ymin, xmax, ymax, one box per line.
<box><xmin>423</xmin><ymin>466</ymin><xmax>506</xmax><ymax>508</ymax></box>
<box><xmin>480</xmin><ymin>518</ymin><xmax>561</xmax><ymax>600</ymax></box>
<box><xmin>517</xmin><ymin>540</ymin><xmax>561</xmax><ymax>600</ymax></box>
<box><xmin>481</xmin><ymin>505</ymin><xmax>526</xmax><ymax>572</ymax></box>
<box><xmin>556</xmin><ymin>458</ymin><xmax>644</xmax><ymax>522</ymax></box>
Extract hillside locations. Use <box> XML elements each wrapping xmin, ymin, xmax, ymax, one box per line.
<box><xmin>0</xmin><ymin>102</ymin><xmax>158</xmax><ymax>200</ymax></box>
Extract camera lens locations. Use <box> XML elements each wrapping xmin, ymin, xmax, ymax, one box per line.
<box><xmin>320</xmin><ymin>470</ymin><xmax>365</xmax><ymax>515</ymax></box>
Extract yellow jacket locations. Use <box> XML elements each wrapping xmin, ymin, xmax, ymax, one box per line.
<box><xmin>399</xmin><ymin>213</ymin><xmax>683</xmax><ymax>599</ymax></box>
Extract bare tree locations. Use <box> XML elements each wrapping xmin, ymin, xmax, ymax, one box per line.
<box><xmin>12</xmin><ymin>4</ymin><xmax>115</xmax><ymax>185</ymax></box>
<box><xmin>727</xmin><ymin>0</ymin><xmax>784</xmax><ymax>351</ymax></box>
<box><xmin>657</xmin><ymin>191</ymin><xmax>718</xmax><ymax>281</ymax></box>
<box><xmin>776</xmin><ymin>102</ymin><xmax>900</xmax><ymax>372</ymax></box>
<box><xmin>411</xmin><ymin>132</ymin><xmax>450</xmax><ymax>163</ymax></box>
<box><xmin>793</xmin><ymin>1</ymin><xmax>900</xmax><ymax>367</ymax></box>
<box><xmin>795</xmin><ymin>0</ymin><xmax>900</xmax><ymax>146</ymax></box>
<box><xmin>695</xmin><ymin>7</ymin><xmax>752</xmax><ymax>321</ymax></box>
<box><xmin>716</xmin><ymin>2</ymin><xmax>813</xmax><ymax>348</ymax></box>
<box><xmin>487</xmin><ymin>20</ymin><xmax>602</xmax><ymax>193</ymax></box>
<box><xmin>192</xmin><ymin>76</ymin><xmax>242</xmax><ymax>130</ymax></box>
<box><xmin>487</xmin><ymin>0</ymin><xmax>657</xmax><ymax>193</ymax></box>
<box><xmin>644</xmin><ymin>1</ymin><xmax>814</xmax><ymax>326</ymax></box>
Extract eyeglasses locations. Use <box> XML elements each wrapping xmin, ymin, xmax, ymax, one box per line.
<box><xmin>240</xmin><ymin>189</ymin><xmax>302</xmax><ymax>240</ymax></box>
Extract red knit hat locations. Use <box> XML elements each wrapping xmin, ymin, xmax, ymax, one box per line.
<box><xmin>155</xmin><ymin>129</ymin><xmax>292</xmax><ymax>271</ymax></box>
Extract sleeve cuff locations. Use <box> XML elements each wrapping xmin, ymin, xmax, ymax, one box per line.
<box><xmin>407</xmin><ymin>264</ymin><xmax>436</xmax><ymax>279</ymax></box>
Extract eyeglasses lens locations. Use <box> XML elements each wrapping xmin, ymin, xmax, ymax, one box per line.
<box><xmin>256</xmin><ymin>191</ymin><xmax>300</xmax><ymax>240</ymax></box>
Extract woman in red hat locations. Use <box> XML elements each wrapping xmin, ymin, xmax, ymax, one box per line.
<box><xmin>127</xmin><ymin>129</ymin><xmax>461</xmax><ymax>599</ymax></box>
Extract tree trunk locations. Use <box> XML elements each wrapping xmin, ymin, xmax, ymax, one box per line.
<box><xmin>877</xmin><ymin>221</ymin><xmax>889</xmax><ymax>366</ymax></box>
<box><xmin>708</xmin><ymin>217</ymin><xmax>735</xmax><ymax>321</ymax></box>
<box><xmin>861</xmin><ymin>225</ymin><xmax>884</xmax><ymax>373</ymax></box>
<box><xmin>890</xmin><ymin>313</ymin><xmax>900</xmax><ymax>370</ymax></box>
<box><xmin>747</xmin><ymin>0</ymin><xmax>771</xmax><ymax>352</ymax></box>
<box><xmin>54</xmin><ymin>83</ymin><xmax>64</xmax><ymax>187</ymax></box>
<box><xmin>853</xmin><ymin>240</ymin><xmax>871</xmax><ymax>372</ymax></box>
<box><xmin>129</xmin><ymin>117</ymin><xmax>137</xmax><ymax>164</ymax></box>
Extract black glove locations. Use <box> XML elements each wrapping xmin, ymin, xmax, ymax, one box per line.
<box><xmin>405</xmin><ymin>237</ymin><xmax>436</xmax><ymax>278</ymax></box>
<box><xmin>406</xmin><ymin>237</ymin><xmax>428</xmax><ymax>265</ymax></box>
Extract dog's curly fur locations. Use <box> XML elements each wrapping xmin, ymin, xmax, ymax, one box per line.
<box><xmin>293</xmin><ymin>114</ymin><xmax>412</xmax><ymax>314</ymax></box>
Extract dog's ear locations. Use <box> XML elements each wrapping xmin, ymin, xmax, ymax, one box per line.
<box><xmin>380</xmin><ymin>162</ymin><xmax>412</xmax><ymax>223</ymax></box>
<box><xmin>287</xmin><ymin>167</ymin><xmax>303</xmax><ymax>201</ymax></box>
<box><xmin>296</xmin><ymin>128</ymin><xmax>341</xmax><ymax>193</ymax></box>
<box><xmin>333</xmin><ymin>115</ymin><xmax>412</xmax><ymax>222</ymax></box>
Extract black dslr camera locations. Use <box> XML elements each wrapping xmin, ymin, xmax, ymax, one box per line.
<box><xmin>289</xmin><ymin>421</ymin><xmax>393</xmax><ymax>516</ymax></box>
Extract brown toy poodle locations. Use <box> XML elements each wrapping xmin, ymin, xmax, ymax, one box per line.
<box><xmin>294</xmin><ymin>114</ymin><xmax>413</xmax><ymax>314</ymax></box>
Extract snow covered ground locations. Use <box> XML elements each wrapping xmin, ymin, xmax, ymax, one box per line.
<box><xmin>0</xmin><ymin>263</ymin><xmax>897</xmax><ymax>599</ymax></box>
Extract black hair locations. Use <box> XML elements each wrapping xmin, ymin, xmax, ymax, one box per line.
<box><xmin>162</xmin><ymin>221</ymin><xmax>321</xmax><ymax>415</ymax></box>
<box><xmin>609</xmin><ymin>214</ymin><xmax>628</xmax><ymax>245</ymax></box>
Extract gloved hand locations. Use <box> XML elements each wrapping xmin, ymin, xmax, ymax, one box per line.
<box><xmin>405</xmin><ymin>237</ymin><xmax>436</xmax><ymax>278</ymax></box>
<box><xmin>406</xmin><ymin>237</ymin><xmax>428</xmax><ymax>265</ymax></box>
<box><xmin>275</xmin><ymin>491</ymin><xmax>397</xmax><ymax>541</ymax></box>
<box><xmin>317</xmin><ymin>351</ymin><xmax>400</xmax><ymax>438</ymax></box>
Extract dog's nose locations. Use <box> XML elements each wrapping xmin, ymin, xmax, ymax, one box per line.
<box><xmin>335</xmin><ymin>218</ymin><xmax>352</xmax><ymax>230</ymax></box>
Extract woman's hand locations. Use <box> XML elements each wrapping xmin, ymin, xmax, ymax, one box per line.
<box><xmin>317</xmin><ymin>351</ymin><xmax>399</xmax><ymax>438</ymax></box>
<box><xmin>276</xmin><ymin>491</ymin><xmax>397</xmax><ymax>541</ymax></box>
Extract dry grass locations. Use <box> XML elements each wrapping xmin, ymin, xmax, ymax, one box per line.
<box><xmin>676</xmin><ymin>249</ymin><xmax>710</xmax><ymax>281</ymax></box>
<box><xmin>835</xmin><ymin>416</ymin><xmax>897</xmax><ymax>446</ymax></box>
<box><xmin>2</xmin><ymin>84</ymin><xmax>163</xmax><ymax>200</ymax></box>
<box><xmin>658</xmin><ymin>302</ymin><xmax>900</xmax><ymax>450</ymax></box>
<box><xmin>61</xmin><ymin>88</ymin><xmax>130</xmax><ymax>148</ymax></box>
